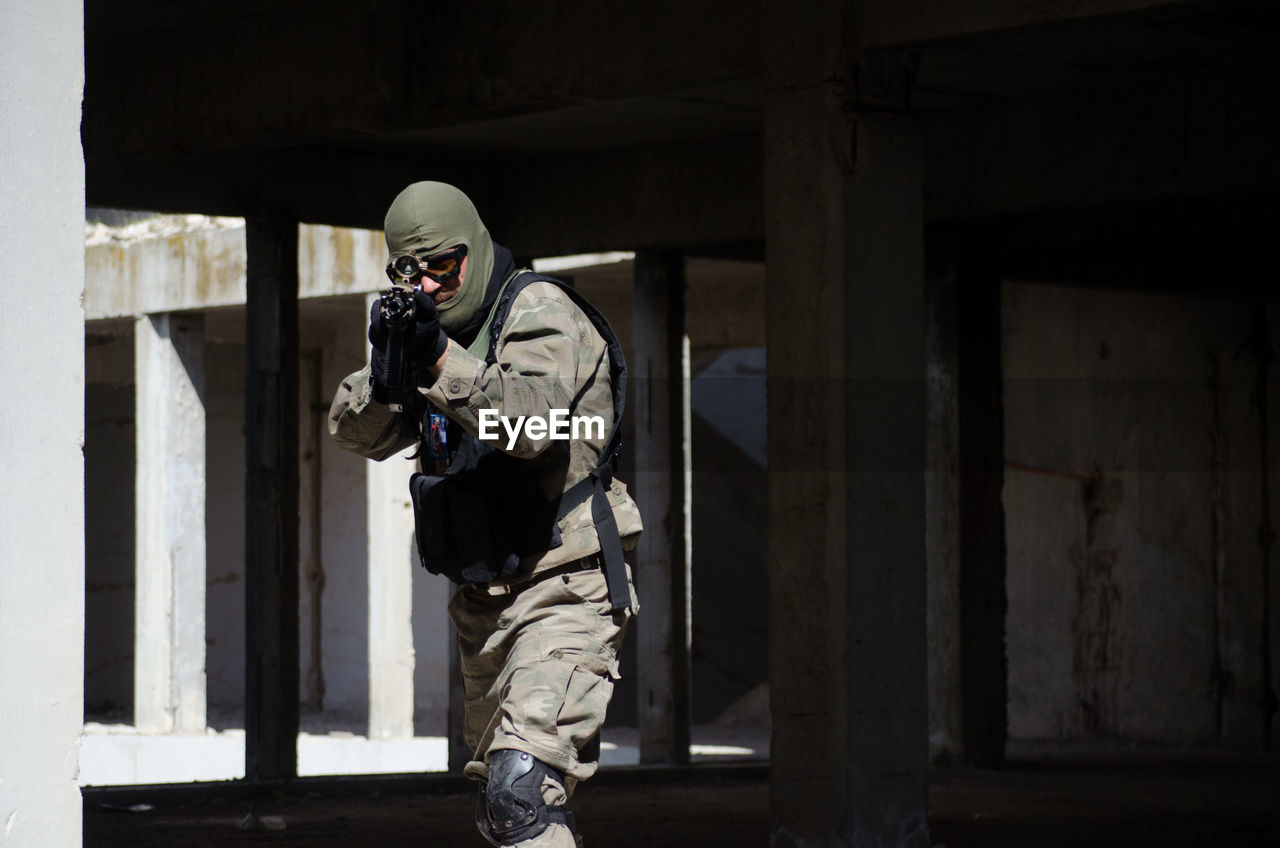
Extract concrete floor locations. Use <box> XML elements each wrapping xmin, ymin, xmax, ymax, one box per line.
<box><xmin>83</xmin><ymin>749</ymin><xmax>1280</xmax><ymax>847</ymax></box>
<box><xmin>79</xmin><ymin>724</ymin><xmax>767</xmax><ymax>786</ymax></box>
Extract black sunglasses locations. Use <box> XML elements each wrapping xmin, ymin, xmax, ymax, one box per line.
<box><xmin>385</xmin><ymin>244</ymin><xmax>468</xmax><ymax>284</ymax></box>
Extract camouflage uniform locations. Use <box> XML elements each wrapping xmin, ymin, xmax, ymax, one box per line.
<box><xmin>331</xmin><ymin>278</ymin><xmax>641</xmax><ymax>847</ymax></box>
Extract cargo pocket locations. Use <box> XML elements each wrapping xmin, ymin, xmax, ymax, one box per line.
<box><xmin>546</xmin><ymin>638</ymin><xmax>619</xmax><ymax>759</ymax></box>
<box><xmin>556</xmin><ymin>569</ymin><xmax>612</xmax><ymax>614</ymax></box>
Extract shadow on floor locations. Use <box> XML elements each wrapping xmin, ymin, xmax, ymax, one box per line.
<box><xmin>85</xmin><ymin>753</ymin><xmax>1280</xmax><ymax>847</ymax></box>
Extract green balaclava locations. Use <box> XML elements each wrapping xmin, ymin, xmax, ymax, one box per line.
<box><xmin>383</xmin><ymin>181</ymin><xmax>495</xmax><ymax>336</ymax></box>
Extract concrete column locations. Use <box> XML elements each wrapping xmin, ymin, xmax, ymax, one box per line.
<box><xmin>0</xmin><ymin>0</ymin><xmax>84</xmax><ymax>841</ymax></box>
<box><xmin>300</xmin><ymin>349</ymin><xmax>327</xmax><ymax>713</ymax></box>
<box><xmin>925</xmin><ymin>242</ymin><xmax>963</xmax><ymax>762</ymax></box>
<box><xmin>134</xmin><ymin>313</ymin><xmax>208</xmax><ymax>733</ymax></box>
<box><xmin>632</xmin><ymin>250</ymin><xmax>693</xmax><ymax>765</ymax></box>
<box><xmin>244</xmin><ymin>215</ymin><xmax>300</xmax><ymax>781</ymax></box>
<box><xmin>765</xmin><ymin>4</ymin><xmax>929</xmax><ymax>842</ymax></box>
<box><xmin>366</xmin><ymin>381</ymin><xmax>417</xmax><ymax>739</ymax></box>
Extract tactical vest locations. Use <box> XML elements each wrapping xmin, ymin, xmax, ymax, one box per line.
<box><xmin>408</xmin><ymin>271</ymin><xmax>631</xmax><ymax>612</ymax></box>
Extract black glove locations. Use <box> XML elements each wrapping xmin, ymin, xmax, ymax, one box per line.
<box><xmin>368</xmin><ymin>290</ymin><xmax>448</xmax><ymax>395</ymax></box>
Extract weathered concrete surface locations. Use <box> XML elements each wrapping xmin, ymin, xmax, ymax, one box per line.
<box><xmin>243</xmin><ymin>216</ymin><xmax>302</xmax><ymax>780</ymax></box>
<box><xmin>925</xmin><ymin>262</ymin><xmax>963</xmax><ymax>762</ymax></box>
<box><xmin>0</xmin><ymin>0</ymin><xmax>85</xmax><ymax>845</ymax></box>
<box><xmin>83</xmin><ymin>227</ymin><xmax>467</xmax><ymax>740</ymax></box>
<box><xmin>765</xmin><ymin>2</ymin><xmax>929</xmax><ymax>842</ymax></box>
<box><xmin>1003</xmin><ymin>283</ymin><xmax>1277</xmax><ymax>746</ymax></box>
<box><xmin>632</xmin><ymin>251</ymin><xmax>693</xmax><ymax>765</ymax></box>
<box><xmin>134</xmin><ymin>313</ymin><xmax>207</xmax><ymax>733</ymax></box>
<box><xmin>365</xmin><ymin>377</ymin><xmax>417</xmax><ymax>740</ymax></box>
<box><xmin>201</xmin><ymin>306</ymin><xmax>385</xmax><ymax>731</ymax></box>
<box><xmin>764</xmin><ymin>79</ymin><xmax>856</xmax><ymax>848</ymax></box>
<box><xmin>85</xmin><ymin>219</ymin><xmax>388</xmax><ymax>318</ymax></box>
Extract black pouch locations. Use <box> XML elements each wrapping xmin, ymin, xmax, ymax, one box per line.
<box><xmin>409</xmin><ymin>435</ymin><xmax>562</xmax><ymax>585</ymax></box>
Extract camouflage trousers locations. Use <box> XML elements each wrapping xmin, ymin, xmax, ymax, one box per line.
<box><xmin>450</xmin><ymin>563</ymin><xmax>634</xmax><ymax>846</ymax></box>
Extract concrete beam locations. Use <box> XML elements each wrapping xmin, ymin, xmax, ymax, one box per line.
<box><xmin>494</xmin><ymin>137</ymin><xmax>764</xmax><ymax>257</ymax></box>
<box><xmin>85</xmin><ymin>220</ymin><xmax>389</xmax><ymax>320</ymax></box>
<box><xmin>86</xmin><ymin>148</ymin><xmax>482</xmax><ymax>232</ymax></box>
<box><xmin>244</xmin><ymin>216</ymin><xmax>301</xmax><ymax>781</ymax></box>
<box><xmin>857</xmin><ymin>0</ymin><xmax>1239</xmax><ymax>47</ymax></box>
<box><xmin>0</xmin><ymin>0</ymin><xmax>84</xmax><ymax>841</ymax></box>
<box><xmin>632</xmin><ymin>250</ymin><xmax>693</xmax><ymax>765</ymax></box>
<box><xmin>87</xmin><ymin>135</ymin><xmax>764</xmax><ymax>256</ymax></box>
<box><xmin>134</xmin><ymin>313</ymin><xmax>208</xmax><ymax>733</ymax></box>
<box><xmin>923</xmin><ymin>64</ymin><xmax>1280</xmax><ymax>222</ymax></box>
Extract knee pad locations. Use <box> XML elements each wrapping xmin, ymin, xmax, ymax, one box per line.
<box><xmin>474</xmin><ymin>749</ymin><xmax>575</xmax><ymax>846</ymax></box>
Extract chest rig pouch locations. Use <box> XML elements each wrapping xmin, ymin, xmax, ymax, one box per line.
<box><xmin>410</xmin><ymin>434</ymin><xmax>562</xmax><ymax>584</ymax></box>
<box><xmin>408</xmin><ymin>272</ymin><xmax>632</xmax><ymax>611</ymax></box>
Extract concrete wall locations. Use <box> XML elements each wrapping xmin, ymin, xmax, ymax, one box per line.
<box><xmin>1003</xmin><ymin>282</ymin><xmax>1278</xmax><ymax>747</ymax></box>
<box><xmin>0</xmin><ymin>0</ymin><xmax>85</xmax><ymax>843</ymax></box>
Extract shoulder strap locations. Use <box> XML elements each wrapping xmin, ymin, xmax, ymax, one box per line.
<box><xmin>485</xmin><ymin>271</ymin><xmax>632</xmax><ymax>612</ymax></box>
<box><xmin>485</xmin><ymin>273</ymin><xmax>626</xmax><ymax>470</ymax></box>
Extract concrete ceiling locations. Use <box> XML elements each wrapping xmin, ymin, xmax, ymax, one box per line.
<box><xmin>82</xmin><ymin>0</ymin><xmax>1280</xmax><ymax>239</ymax></box>
<box><xmin>911</xmin><ymin>4</ymin><xmax>1280</xmax><ymax>110</ymax></box>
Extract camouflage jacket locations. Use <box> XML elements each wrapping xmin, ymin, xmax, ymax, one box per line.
<box><xmin>329</xmin><ymin>279</ymin><xmax>643</xmax><ymax>578</ymax></box>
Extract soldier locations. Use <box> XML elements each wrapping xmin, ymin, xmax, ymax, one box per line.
<box><xmin>329</xmin><ymin>181</ymin><xmax>642</xmax><ymax>847</ymax></box>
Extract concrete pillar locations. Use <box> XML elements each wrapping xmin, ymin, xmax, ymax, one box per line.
<box><xmin>366</xmin><ymin>390</ymin><xmax>417</xmax><ymax>739</ymax></box>
<box><xmin>300</xmin><ymin>348</ymin><xmax>327</xmax><ymax>713</ymax></box>
<box><xmin>632</xmin><ymin>250</ymin><xmax>693</xmax><ymax>765</ymax></box>
<box><xmin>135</xmin><ymin>313</ymin><xmax>208</xmax><ymax>733</ymax></box>
<box><xmin>765</xmin><ymin>3</ymin><xmax>929</xmax><ymax>842</ymax></box>
<box><xmin>244</xmin><ymin>215</ymin><xmax>301</xmax><ymax>781</ymax></box>
<box><xmin>0</xmin><ymin>0</ymin><xmax>84</xmax><ymax>842</ymax></box>
<box><xmin>925</xmin><ymin>243</ymin><xmax>963</xmax><ymax>762</ymax></box>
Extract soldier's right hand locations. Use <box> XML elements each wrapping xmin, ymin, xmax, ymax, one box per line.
<box><xmin>401</xmin><ymin>290</ymin><xmax>447</xmax><ymax>366</ymax></box>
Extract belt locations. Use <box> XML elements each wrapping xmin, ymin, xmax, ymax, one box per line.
<box><xmin>479</xmin><ymin>552</ymin><xmax>605</xmax><ymax>597</ymax></box>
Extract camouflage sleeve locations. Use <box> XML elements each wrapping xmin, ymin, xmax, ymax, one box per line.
<box><xmin>422</xmin><ymin>282</ymin><xmax>604</xmax><ymax>460</ymax></box>
<box><xmin>327</xmin><ymin>363</ymin><xmax>422</xmax><ymax>461</ymax></box>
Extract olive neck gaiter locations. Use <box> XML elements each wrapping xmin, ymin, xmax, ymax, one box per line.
<box><xmin>383</xmin><ymin>181</ymin><xmax>496</xmax><ymax>337</ymax></box>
